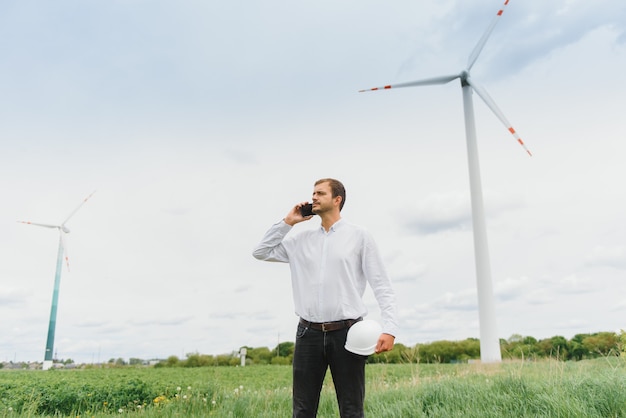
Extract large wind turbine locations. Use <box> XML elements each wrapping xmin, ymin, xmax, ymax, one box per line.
<box><xmin>19</xmin><ymin>192</ymin><xmax>95</xmax><ymax>370</ymax></box>
<box><xmin>360</xmin><ymin>0</ymin><xmax>531</xmax><ymax>363</ymax></box>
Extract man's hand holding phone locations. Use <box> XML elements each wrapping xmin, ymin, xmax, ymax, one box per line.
<box><xmin>284</xmin><ymin>202</ymin><xmax>315</xmax><ymax>226</ymax></box>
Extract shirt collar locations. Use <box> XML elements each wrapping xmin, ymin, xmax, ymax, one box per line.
<box><xmin>318</xmin><ymin>218</ymin><xmax>344</xmax><ymax>233</ymax></box>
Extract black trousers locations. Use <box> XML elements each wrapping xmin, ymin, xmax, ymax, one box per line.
<box><xmin>292</xmin><ymin>322</ymin><xmax>367</xmax><ymax>418</ymax></box>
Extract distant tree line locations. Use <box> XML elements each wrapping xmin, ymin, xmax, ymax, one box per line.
<box><xmin>371</xmin><ymin>332</ymin><xmax>622</xmax><ymax>365</ymax></box>
<box><xmin>153</xmin><ymin>331</ymin><xmax>624</xmax><ymax>367</ymax></box>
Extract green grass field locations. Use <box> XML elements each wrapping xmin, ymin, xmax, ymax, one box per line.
<box><xmin>1</xmin><ymin>358</ymin><xmax>625</xmax><ymax>417</ymax></box>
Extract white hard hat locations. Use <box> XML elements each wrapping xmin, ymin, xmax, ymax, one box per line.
<box><xmin>344</xmin><ymin>320</ymin><xmax>382</xmax><ymax>355</ymax></box>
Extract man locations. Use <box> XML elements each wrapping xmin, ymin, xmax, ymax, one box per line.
<box><xmin>252</xmin><ymin>178</ymin><xmax>398</xmax><ymax>418</ymax></box>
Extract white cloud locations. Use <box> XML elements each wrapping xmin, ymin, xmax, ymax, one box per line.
<box><xmin>400</xmin><ymin>191</ymin><xmax>472</xmax><ymax>234</ymax></box>
<box><xmin>390</xmin><ymin>261</ymin><xmax>428</xmax><ymax>284</ymax></box>
<box><xmin>0</xmin><ymin>286</ymin><xmax>32</xmax><ymax>307</ymax></box>
<box><xmin>585</xmin><ymin>246</ymin><xmax>626</xmax><ymax>270</ymax></box>
<box><xmin>495</xmin><ymin>276</ymin><xmax>529</xmax><ymax>302</ymax></box>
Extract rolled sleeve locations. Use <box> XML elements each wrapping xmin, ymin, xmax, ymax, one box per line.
<box><xmin>252</xmin><ymin>220</ymin><xmax>293</xmax><ymax>262</ymax></box>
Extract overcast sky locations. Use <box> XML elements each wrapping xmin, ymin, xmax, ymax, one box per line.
<box><xmin>1</xmin><ymin>0</ymin><xmax>625</xmax><ymax>364</ymax></box>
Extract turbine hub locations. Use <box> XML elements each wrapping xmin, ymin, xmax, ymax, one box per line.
<box><xmin>460</xmin><ymin>71</ymin><xmax>469</xmax><ymax>86</ymax></box>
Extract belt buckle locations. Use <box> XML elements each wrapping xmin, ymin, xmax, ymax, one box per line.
<box><xmin>321</xmin><ymin>323</ymin><xmax>329</xmax><ymax>332</ymax></box>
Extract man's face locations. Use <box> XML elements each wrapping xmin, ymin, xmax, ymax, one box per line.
<box><xmin>311</xmin><ymin>182</ymin><xmax>338</xmax><ymax>214</ymax></box>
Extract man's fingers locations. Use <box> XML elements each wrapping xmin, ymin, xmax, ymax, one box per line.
<box><xmin>374</xmin><ymin>334</ymin><xmax>395</xmax><ymax>353</ymax></box>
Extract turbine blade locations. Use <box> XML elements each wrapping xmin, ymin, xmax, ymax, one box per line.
<box><xmin>359</xmin><ymin>74</ymin><xmax>460</xmax><ymax>92</ymax></box>
<box><xmin>467</xmin><ymin>0</ymin><xmax>511</xmax><ymax>71</ymax></box>
<box><xmin>466</xmin><ymin>77</ymin><xmax>532</xmax><ymax>156</ymax></box>
<box><xmin>60</xmin><ymin>231</ymin><xmax>70</xmax><ymax>272</ymax></box>
<box><xmin>62</xmin><ymin>190</ymin><xmax>96</xmax><ymax>226</ymax></box>
<box><xmin>17</xmin><ymin>221</ymin><xmax>59</xmax><ymax>229</ymax></box>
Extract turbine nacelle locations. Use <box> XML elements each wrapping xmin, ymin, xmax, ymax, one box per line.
<box><xmin>459</xmin><ymin>71</ymin><xmax>470</xmax><ymax>87</ymax></box>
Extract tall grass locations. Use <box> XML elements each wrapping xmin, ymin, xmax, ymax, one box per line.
<box><xmin>1</xmin><ymin>358</ymin><xmax>625</xmax><ymax>417</ymax></box>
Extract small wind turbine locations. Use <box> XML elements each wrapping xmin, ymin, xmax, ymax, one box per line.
<box><xmin>360</xmin><ymin>0</ymin><xmax>531</xmax><ymax>363</ymax></box>
<box><xmin>19</xmin><ymin>191</ymin><xmax>95</xmax><ymax>370</ymax></box>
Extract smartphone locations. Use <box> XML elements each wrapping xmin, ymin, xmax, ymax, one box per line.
<box><xmin>300</xmin><ymin>203</ymin><xmax>315</xmax><ymax>217</ymax></box>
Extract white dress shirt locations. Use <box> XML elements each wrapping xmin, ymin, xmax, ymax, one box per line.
<box><xmin>253</xmin><ymin>218</ymin><xmax>398</xmax><ymax>337</ymax></box>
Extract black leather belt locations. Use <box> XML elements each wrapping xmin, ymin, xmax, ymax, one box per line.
<box><xmin>299</xmin><ymin>317</ymin><xmax>362</xmax><ymax>332</ymax></box>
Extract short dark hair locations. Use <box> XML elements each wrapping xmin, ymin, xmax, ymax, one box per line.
<box><xmin>315</xmin><ymin>178</ymin><xmax>346</xmax><ymax>211</ymax></box>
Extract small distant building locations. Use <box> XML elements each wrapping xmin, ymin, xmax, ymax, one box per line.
<box><xmin>239</xmin><ymin>348</ymin><xmax>247</xmax><ymax>367</ymax></box>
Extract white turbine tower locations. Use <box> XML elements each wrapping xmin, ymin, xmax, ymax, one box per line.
<box><xmin>360</xmin><ymin>0</ymin><xmax>531</xmax><ymax>363</ymax></box>
<box><xmin>19</xmin><ymin>191</ymin><xmax>95</xmax><ymax>370</ymax></box>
